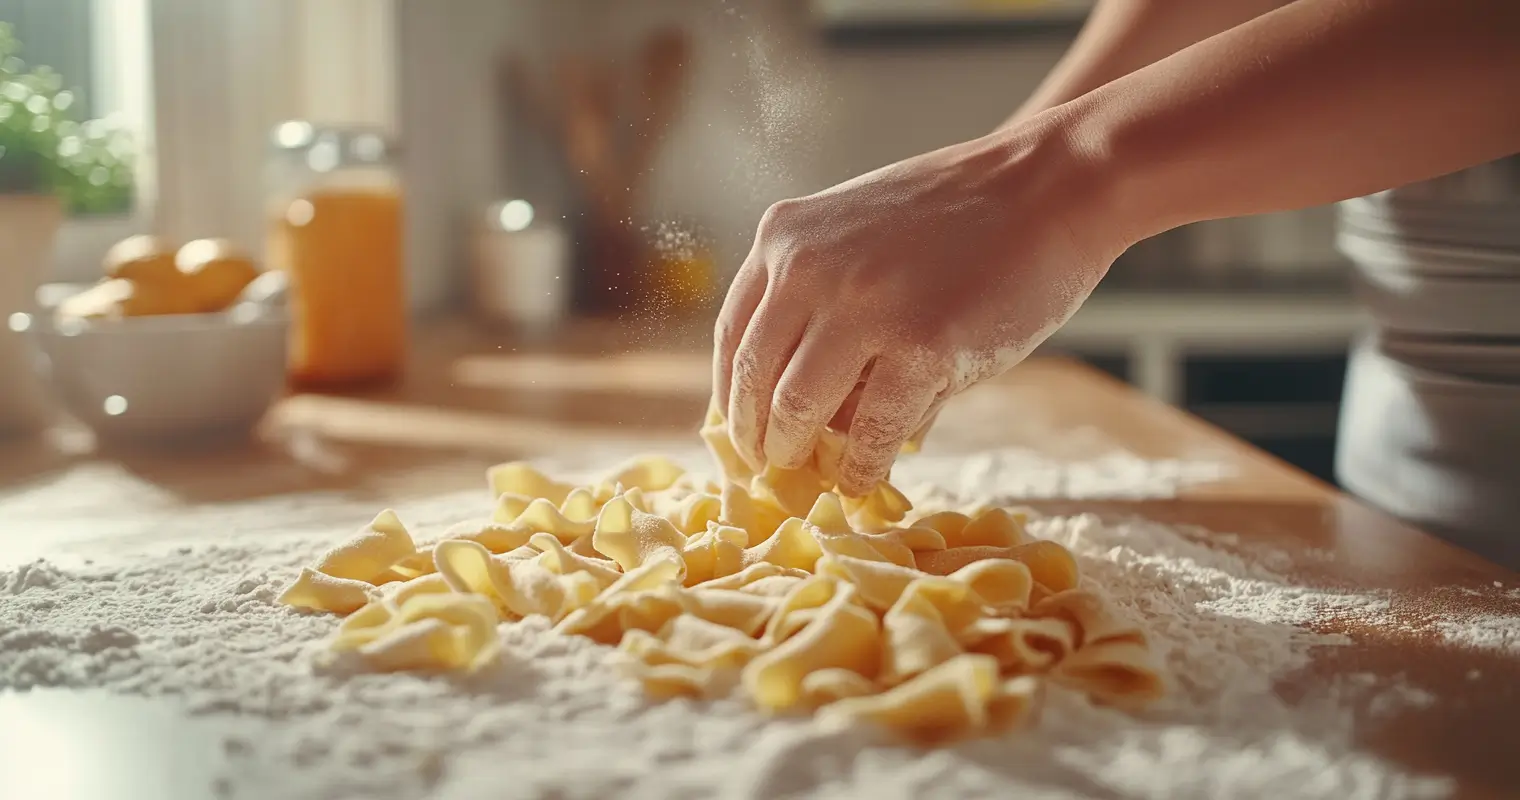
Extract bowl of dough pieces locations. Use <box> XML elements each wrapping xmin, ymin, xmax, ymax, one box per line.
<box><xmin>30</xmin><ymin>234</ymin><xmax>291</xmax><ymax>446</ymax></box>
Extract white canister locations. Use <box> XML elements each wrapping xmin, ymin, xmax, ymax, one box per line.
<box><xmin>471</xmin><ymin>199</ymin><xmax>570</xmax><ymax>333</ymax></box>
<box><xmin>0</xmin><ymin>194</ymin><xmax>62</xmax><ymax>436</ymax></box>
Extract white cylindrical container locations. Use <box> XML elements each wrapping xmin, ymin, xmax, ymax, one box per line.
<box><xmin>1336</xmin><ymin>334</ymin><xmax>1520</xmax><ymax>565</ymax></box>
<box><xmin>471</xmin><ymin>199</ymin><xmax>570</xmax><ymax>334</ymax></box>
<box><xmin>0</xmin><ymin>194</ymin><xmax>62</xmax><ymax>437</ymax></box>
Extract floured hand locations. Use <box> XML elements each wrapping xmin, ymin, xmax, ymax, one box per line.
<box><xmin>714</xmin><ymin>116</ymin><xmax>1128</xmax><ymax>495</ymax></box>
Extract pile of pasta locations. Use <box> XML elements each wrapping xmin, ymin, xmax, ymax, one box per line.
<box><xmin>278</xmin><ymin>406</ymin><xmax>1164</xmax><ymax>743</ymax></box>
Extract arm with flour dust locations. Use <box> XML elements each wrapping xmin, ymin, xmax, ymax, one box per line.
<box><xmin>713</xmin><ymin>0</ymin><xmax>1520</xmax><ymax>497</ymax></box>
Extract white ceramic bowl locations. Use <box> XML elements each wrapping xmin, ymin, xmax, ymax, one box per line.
<box><xmin>1337</xmin><ymin>334</ymin><xmax>1520</xmax><ymax>563</ymax></box>
<box><xmin>29</xmin><ymin>284</ymin><xmax>289</xmax><ymax>446</ymax></box>
<box><xmin>1337</xmin><ymin>229</ymin><xmax>1520</xmax><ymax>337</ymax></box>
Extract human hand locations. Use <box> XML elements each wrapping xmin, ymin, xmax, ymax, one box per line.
<box><xmin>713</xmin><ymin>119</ymin><xmax>1128</xmax><ymax>496</ymax></box>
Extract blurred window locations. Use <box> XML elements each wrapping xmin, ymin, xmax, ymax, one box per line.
<box><xmin>0</xmin><ymin>0</ymin><xmax>151</xmax><ymax>281</ymax></box>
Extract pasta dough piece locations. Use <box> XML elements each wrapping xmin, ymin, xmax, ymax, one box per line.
<box><xmin>842</xmin><ymin>480</ymin><xmax>914</xmax><ymax>532</ymax></box>
<box><xmin>914</xmin><ymin>546</ymin><xmax>1009</xmax><ymax>576</ymax></box>
<box><xmin>808</xmin><ymin>494</ymin><xmax>923</xmax><ymax>567</ymax></box>
<box><xmin>382</xmin><ymin>573</ymin><xmax>453</xmax><ymax>605</ymax></box>
<box><xmin>566</xmin><ymin>531</ymin><xmax>609</xmax><ymax>560</ymax></box>
<box><xmin>278</xmin><ymin>568</ymin><xmax>374</xmax><ymax>614</ymax></box>
<box><xmin>987</xmin><ymin>675</ymin><xmax>1044</xmax><ymax>733</ymax></box>
<box><xmin>1030</xmin><ymin>589</ymin><xmax>1147</xmax><ymax>649</ymax></box>
<box><xmin>503</xmin><ymin>497</ymin><xmax>598</xmax><ymax>543</ymax></box>
<box><xmin>354</xmin><ymin>619</ymin><xmax>462</xmax><ymax>671</ymax></box>
<box><xmin>385</xmin><ymin>550</ymin><xmax>438</xmax><ymax>581</ymax></box>
<box><xmin>733</xmin><ymin>574</ymin><xmax>807</xmax><ymax>598</ymax></box>
<box><xmin>947</xmin><ymin>558</ymin><xmax>1033</xmax><ymax>614</ymax></box>
<box><xmin>434</xmin><ymin>539</ymin><xmax>573</xmax><ymax>621</ymax></box>
<box><xmin>673</xmin><ymin>587</ymin><xmax>778</xmax><ymax>636</ymax></box>
<box><xmin>701</xmin><ymin>402</ymin><xmax>755</xmax><ymax>483</ymax></box>
<box><xmin>801</xmin><ymin>668</ymin><xmax>877</xmax><ymax>706</ymax></box>
<box><xmin>678</xmin><ymin>524</ymin><xmax>748</xmax><ymax>585</ymax></box>
<box><xmin>553</xmin><ymin>554</ymin><xmax>686</xmax><ymax>641</ymax></box>
<box><xmin>741</xmin><ymin>517</ymin><xmax>825</xmax><ymax>572</ymax></box>
<box><xmin>337</xmin><ymin>593</ymin><xmax>500</xmax><ymax>672</ymax></box>
<box><xmin>719</xmin><ymin>483</ymin><xmax>790</xmax><ymax>547</ymax></box>
<box><xmin>960</xmin><ymin>616</ymin><xmax>1076</xmax><ymax>672</ymax></box>
<box><xmin>1008</xmin><ymin>541</ymin><xmax>1081</xmax><ymax>595</ymax></box>
<box><xmin>560</xmin><ymin>487</ymin><xmax>603</xmax><ymax>522</ymax></box>
<box><xmin>761</xmin><ymin>574</ymin><xmax>844</xmax><ymax>643</ymax></box>
<box><xmin>817</xmin><ymin>653</ymin><xmax>1002</xmax><ymax>745</ymax></box>
<box><xmin>914</xmin><ymin>540</ymin><xmax>1078</xmax><ymax>596</ymax></box>
<box><xmin>622</xmin><ymin>615</ymin><xmax>765</xmax><ymax>671</ymax></box>
<box><xmin>695</xmin><ymin>561</ymin><xmax>811</xmax><ymax>591</ymax></box>
<box><xmin>527</xmin><ymin>532</ymin><xmax>623</xmax><ymax>587</ymax></box>
<box><xmin>593</xmin><ymin>496</ymin><xmax>689</xmax><ymax>572</ymax></box>
<box><xmin>879</xmin><ymin>576</ymin><xmax>991</xmax><ymax>684</ymax></box>
<box><xmin>311</xmin><ymin>510</ymin><xmax>417</xmax><ymax>583</ymax></box>
<box><xmin>606</xmin><ymin>455</ymin><xmax>687</xmax><ymax>493</ymax></box>
<box><xmin>488</xmin><ymin>462</ymin><xmax>575</xmax><ymax>505</ymax></box>
<box><xmin>909</xmin><ymin>508</ymin><xmax>1028</xmax><ymax>549</ymax></box>
<box><xmin>815</xmin><ymin>554</ymin><xmax>921</xmax><ymax>611</ymax></box>
<box><xmin>621</xmin><ymin>661</ymin><xmax>726</xmax><ymax>699</ymax></box>
<box><xmin>752</xmin><ymin>464</ymin><xmax>831</xmax><ymax>520</ymax></box>
<box><xmin>880</xmin><ymin>585</ymin><xmax>964</xmax><ymax>685</ymax></box>
<box><xmin>742</xmin><ymin>582</ymin><xmax>881</xmax><ymax>712</ymax></box>
<box><xmin>332</xmin><ymin>600</ymin><xmax>398</xmax><ymax>650</ymax></box>
<box><xmin>1051</xmin><ymin>640</ymin><xmax>1165</xmax><ymax>707</ymax></box>
<box><xmin>664</xmin><ymin>492</ymin><xmax>724</xmax><ymax>535</ymax></box>
<box><xmin>440</xmin><ymin>520</ymin><xmax>535</xmax><ymax>559</ymax></box>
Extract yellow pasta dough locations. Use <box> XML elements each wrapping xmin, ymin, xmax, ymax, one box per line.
<box><xmin>279</xmin><ymin>405</ymin><xmax>1164</xmax><ymax>743</ymax></box>
<box><xmin>277</xmin><ymin>568</ymin><xmax>374</xmax><ymax>614</ymax></box>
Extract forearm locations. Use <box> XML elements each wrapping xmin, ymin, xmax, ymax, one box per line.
<box><xmin>1003</xmin><ymin>0</ymin><xmax>1289</xmax><ymax>128</ymax></box>
<box><xmin>1057</xmin><ymin>0</ymin><xmax>1520</xmax><ymax>243</ymax></box>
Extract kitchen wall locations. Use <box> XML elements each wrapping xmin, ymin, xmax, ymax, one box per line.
<box><xmin>397</xmin><ymin>0</ymin><xmax>1342</xmax><ymax>313</ymax></box>
<box><xmin>399</xmin><ymin>0</ymin><xmax>1076</xmax><ymax>310</ymax></box>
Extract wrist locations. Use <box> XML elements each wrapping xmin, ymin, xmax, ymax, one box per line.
<box><xmin>1053</xmin><ymin>89</ymin><xmax>1187</xmax><ymax>244</ymax></box>
<box><xmin>982</xmin><ymin>105</ymin><xmax>1145</xmax><ymax>261</ymax></box>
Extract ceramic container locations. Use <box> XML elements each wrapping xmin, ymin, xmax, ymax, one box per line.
<box><xmin>31</xmin><ymin>285</ymin><xmax>289</xmax><ymax>446</ymax></box>
<box><xmin>0</xmin><ymin>195</ymin><xmax>62</xmax><ymax>436</ymax></box>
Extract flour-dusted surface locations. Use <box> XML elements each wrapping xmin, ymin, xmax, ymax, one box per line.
<box><xmin>0</xmin><ymin>449</ymin><xmax>1479</xmax><ymax>799</ymax></box>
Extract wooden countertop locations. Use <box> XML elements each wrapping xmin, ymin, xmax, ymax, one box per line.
<box><xmin>2</xmin><ymin>319</ymin><xmax>1517</xmax><ymax>799</ymax></box>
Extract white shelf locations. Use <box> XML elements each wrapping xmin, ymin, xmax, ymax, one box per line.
<box><xmin>1044</xmin><ymin>292</ymin><xmax>1366</xmax><ymax>404</ymax></box>
<box><xmin>811</xmin><ymin>0</ymin><xmax>1094</xmax><ymax>26</ymax></box>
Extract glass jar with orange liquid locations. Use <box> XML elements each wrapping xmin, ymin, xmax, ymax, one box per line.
<box><xmin>266</xmin><ymin>122</ymin><xmax>405</xmax><ymax>389</ymax></box>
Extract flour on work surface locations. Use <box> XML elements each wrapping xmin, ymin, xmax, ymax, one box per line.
<box><xmin>0</xmin><ymin>449</ymin><xmax>1463</xmax><ymax>800</ymax></box>
<box><xmin>1436</xmin><ymin>614</ymin><xmax>1520</xmax><ymax>657</ymax></box>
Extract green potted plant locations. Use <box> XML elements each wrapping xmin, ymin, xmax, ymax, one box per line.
<box><xmin>0</xmin><ymin>20</ymin><xmax>136</xmax><ymax>435</ymax></box>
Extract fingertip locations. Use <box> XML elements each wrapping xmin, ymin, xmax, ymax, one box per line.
<box><xmin>713</xmin><ymin>258</ymin><xmax>768</xmax><ymax>411</ymax></box>
<box><xmin>726</xmin><ymin>385</ymin><xmax>766</xmax><ymax>473</ymax></box>
<box><xmin>762</xmin><ymin>429</ymin><xmax>812</xmax><ymax>471</ymax></box>
<box><xmin>835</xmin><ymin>463</ymin><xmax>882</xmax><ymax>499</ymax></box>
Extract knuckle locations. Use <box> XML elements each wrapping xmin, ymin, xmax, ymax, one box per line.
<box><xmin>732</xmin><ymin>349</ymin><xmax>763</xmax><ymax>383</ymax></box>
<box><xmin>713</xmin><ymin>314</ymin><xmax>742</xmax><ymax>349</ymax></box>
<box><xmin>759</xmin><ymin>198</ymin><xmax>799</xmax><ymax>233</ymax></box>
<box><xmin>770</xmin><ymin>388</ymin><xmax>819</xmax><ymax>428</ymax></box>
<box><xmin>850</xmin><ymin>414</ymin><xmax>905</xmax><ymax>453</ymax></box>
